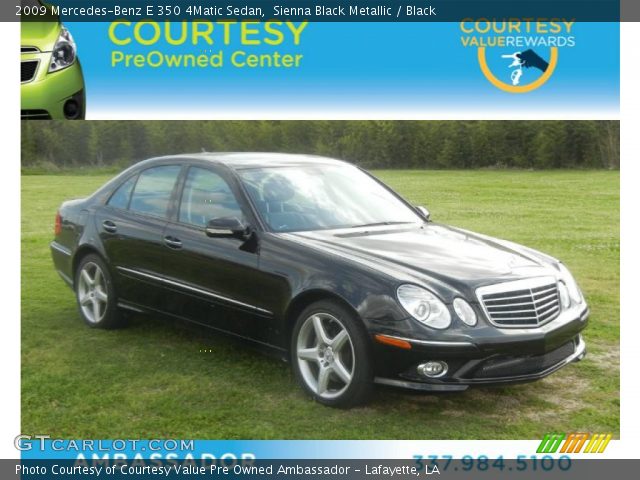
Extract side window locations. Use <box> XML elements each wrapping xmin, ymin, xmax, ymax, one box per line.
<box><xmin>129</xmin><ymin>166</ymin><xmax>181</xmax><ymax>218</ymax></box>
<box><xmin>179</xmin><ymin>167</ymin><xmax>243</xmax><ymax>227</ymax></box>
<box><xmin>107</xmin><ymin>175</ymin><xmax>137</xmax><ymax>209</ymax></box>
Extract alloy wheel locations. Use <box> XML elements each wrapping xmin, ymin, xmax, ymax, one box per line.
<box><xmin>77</xmin><ymin>262</ymin><xmax>108</xmax><ymax>324</ymax></box>
<box><xmin>296</xmin><ymin>312</ymin><xmax>355</xmax><ymax>399</ymax></box>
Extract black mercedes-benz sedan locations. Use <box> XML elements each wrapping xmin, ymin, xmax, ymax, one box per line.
<box><xmin>51</xmin><ymin>153</ymin><xmax>588</xmax><ymax>407</ymax></box>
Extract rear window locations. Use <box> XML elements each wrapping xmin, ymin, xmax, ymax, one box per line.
<box><xmin>107</xmin><ymin>175</ymin><xmax>137</xmax><ymax>209</ymax></box>
<box><xmin>128</xmin><ymin>166</ymin><xmax>181</xmax><ymax>218</ymax></box>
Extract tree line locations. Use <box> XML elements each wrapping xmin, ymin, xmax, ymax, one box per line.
<box><xmin>21</xmin><ymin>120</ymin><xmax>620</xmax><ymax>171</ymax></box>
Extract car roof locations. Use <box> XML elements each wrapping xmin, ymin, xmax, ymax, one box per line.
<box><xmin>143</xmin><ymin>152</ymin><xmax>348</xmax><ymax>170</ymax></box>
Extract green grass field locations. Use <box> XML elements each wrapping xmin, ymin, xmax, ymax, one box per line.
<box><xmin>21</xmin><ymin>170</ymin><xmax>619</xmax><ymax>439</ymax></box>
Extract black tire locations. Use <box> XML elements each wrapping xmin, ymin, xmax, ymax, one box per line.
<box><xmin>74</xmin><ymin>254</ymin><xmax>125</xmax><ymax>329</ymax></box>
<box><xmin>291</xmin><ymin>300</ymin><xmax>373</xmax><ymax>407</ymax></box>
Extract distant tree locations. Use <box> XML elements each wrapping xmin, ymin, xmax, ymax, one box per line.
<box><xmin>20</xmin><ymin>121</ymin><xmax>620</xmax><ymax>170</ymax></box>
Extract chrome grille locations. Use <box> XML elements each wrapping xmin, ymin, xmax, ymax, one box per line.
<box><xmin>476</xmin><ymin>277</ymin><xmax>561</xmax><ymax>327</ymax></box>
<box><xmin>21</xmin><ymin>60</ymin><xmax>39</xmax><ymax>83</ymax></box>
<box><xmin>21</xmin><ymin>46</ymin><xmax>40</xmax><ymax>54</ymax></box>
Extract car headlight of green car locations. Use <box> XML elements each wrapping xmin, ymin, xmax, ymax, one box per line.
<box><xmin>48</xmin><ymin>28</ymin><xmax>77</xmax><ymax>73</ymax></box>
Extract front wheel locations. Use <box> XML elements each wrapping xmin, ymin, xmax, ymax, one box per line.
<box><xmin>75</xmin><ymin>254</ymin><xmax>124</xmax><ymax>329</ymax></box>
<box><xmin>291</xmin><ymin>300</ymin><xmax>373</xmax><ymax>407</ymax></box>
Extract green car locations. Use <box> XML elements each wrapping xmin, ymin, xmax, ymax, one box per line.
<box><xmin>21</xmin><ymin>16</ymin><xmax>85</xmax><ymax>120</ymax></box>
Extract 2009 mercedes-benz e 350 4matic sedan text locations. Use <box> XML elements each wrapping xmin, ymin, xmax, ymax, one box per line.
<box><xmin>51</xmin><ymin>153</ymin><xmax>588</xmax><ymax>407</ymax></box>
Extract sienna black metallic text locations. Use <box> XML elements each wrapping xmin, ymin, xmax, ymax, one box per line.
<box><xmin>50</xmin><ymin>153</ymin><xmax>588</xmax><ymax>406</ymax></box>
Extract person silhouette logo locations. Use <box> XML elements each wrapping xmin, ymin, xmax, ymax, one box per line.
<box><xmin>478</xmin><ymin>47</ymin><xmax>559</xmax><ymax>93</ymax></box>
<box><xmin>500</xmin><ymin>49</ymin><xmax>550</xmax><ymax>86</ymax></box>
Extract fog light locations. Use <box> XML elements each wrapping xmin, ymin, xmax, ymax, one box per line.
<box><xmin>63</xmin><ymin>99</ymin><xmax>80</xmax><ymax>119</ymax></box>
<box><xmin>417</xmin><ymin>361</ymin><xmax>448</xmax><ymax>378</ymax></box>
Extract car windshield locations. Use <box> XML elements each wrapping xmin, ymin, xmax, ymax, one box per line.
<box><xmin>238</xmin><ymin>163</ymin><xmax>423</xmax><ymax>232</ymax></box>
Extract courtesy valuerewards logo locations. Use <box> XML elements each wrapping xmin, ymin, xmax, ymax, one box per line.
<box><xmin>460</xmin><ymin>19</ymin><xmax>576</xmax><ymax>93</ymax></box>
<box><xmin>537</xmin><ymin>433</ymin><xmax>613</xmax><ymax>454</ymax></box>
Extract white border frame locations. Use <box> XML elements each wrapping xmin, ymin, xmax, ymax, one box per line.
<box><xmin>1</xmin><ymin>21</ymin><xmax>21</xmax><ymax>458</ymax></box>
<box><xmin>0</xmin><ymin>21</ymin><xmax>635</xmax><ymax>460</ymax></box>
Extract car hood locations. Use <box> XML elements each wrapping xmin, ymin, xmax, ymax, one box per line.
<box><xmin>21</xmin><ymin>22</ymin><xmax>60</xmax><ymax>52</ymax></box>
<box><xmin>287</xmin><ymin>223</ymin><xmax>557</xmax><ymax>290</ymax></box>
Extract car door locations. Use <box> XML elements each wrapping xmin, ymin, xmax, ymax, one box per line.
<box><xmin>94</xmin><ymin>164</ymin><xmax>183</xmax><ymax>311</ymax></box>
<box><xmin>160</xmin><ymin>165</ymin><xmax>274</xmax><ymax>343</ymax></box>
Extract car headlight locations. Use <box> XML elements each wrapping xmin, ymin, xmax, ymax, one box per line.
<box><xmin>558</xmin><ymin>263</ymin><xmax>584</xmax><ymax>305</ymax></box>
<box><xmin>397</xmin><ymin>284</ymin><xmax>451</xmax><ymax>329</ymax></box>
<box><xmin>453</xmin><ymin>298</ymin><xmax>477</xmax><ymax>327</ymax></box>
<box><xmin>558</xmin><ymin>281</ymin><xmax>571</xmax><ymax>309</ymax></box>
<box><xmin>49</xmin><ymin>28</ymin><xmax>76</xmax><ymax>73</ymax></box>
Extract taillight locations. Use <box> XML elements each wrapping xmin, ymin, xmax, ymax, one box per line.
<box><xmin>54</xmin><ymin>211</ymin><xmax>62</xmax><ymax>236</ymax></box>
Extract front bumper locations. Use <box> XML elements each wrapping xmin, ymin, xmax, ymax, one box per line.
<box><xmin>21</xmin><ymin>53</ymin><xmax>85</xmax><ymax>119</ymax></box>
<box><xmin>371</xmin><ymin>306</ymin><xmax>589</xmax><ymax>392</ymax></box>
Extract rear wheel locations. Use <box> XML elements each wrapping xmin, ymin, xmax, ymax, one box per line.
<box><xmin>75</xmin><ymin>254</ymin><xmax>124</xmax><ymax>329</ymax></box>
<box><xmin>291</xmin><ymin>300</ymin><xmax>373</xmax><ymax>407</ymax></box>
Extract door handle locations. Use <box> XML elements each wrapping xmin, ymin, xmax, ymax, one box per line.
<box><xmin>102</xmin><ymin>220</ymin><xmax>117</xmax><ymax>233</ymax></box>
<box><xmin>164</xmin><ymin>236</ymin><xmax>182</xmax><ymax>249</ymax></box>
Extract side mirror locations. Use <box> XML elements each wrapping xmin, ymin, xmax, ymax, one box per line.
<box><xmin>205</xmin><ymin>217</ymin><xmax>249</xmax><ymax>239</ymax></box>
<box><xmin>415</xmin><ymin>206</ymin><xmax>431</xmax><ymax>221</ymax></box>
